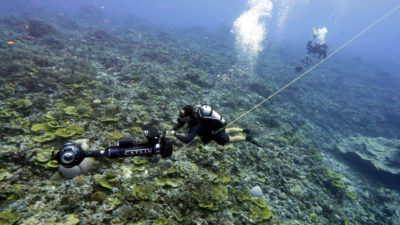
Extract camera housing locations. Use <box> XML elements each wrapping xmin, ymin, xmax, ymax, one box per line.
<box><xmin>56</xmin><ymin>142</ymin><xmax>85</xmax><ymax>168</ymax></box>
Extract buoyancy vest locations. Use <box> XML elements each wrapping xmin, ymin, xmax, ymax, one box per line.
<box><xmin>196</xmin><ymin>105</ymin><xmax>226</xmax><ymax>131</ymax></box>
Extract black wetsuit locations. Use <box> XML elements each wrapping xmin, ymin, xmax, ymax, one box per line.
<box><xmin>307</xmin><ymin>39</ymin><xmax>327</xmax><ymax>59</ymax></box>
<box><xmin>173</xmin><ymin>115</ymin><xmax>229</xmax><ymax>145</ymax></box>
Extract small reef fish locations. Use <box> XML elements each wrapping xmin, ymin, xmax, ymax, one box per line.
<box><xmin>7</xmin><ymin>41</ymin><xmax>14</xmax><ymax>45</ymax></box>
<box><xmin>24</xmin><ymin>24</ymin><xmax>29</xmax><ymax>30</ymax></box>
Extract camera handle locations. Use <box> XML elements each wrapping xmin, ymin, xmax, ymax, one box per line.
<box><xmin>54</xmin><ymin>132</ymin><xmax>173</xmax><ymax>168</ymax></box>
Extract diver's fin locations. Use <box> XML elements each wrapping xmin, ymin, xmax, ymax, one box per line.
<box><xmin>246</xmin><ymin>135</ymin><xmax>262</xmax><ymax>148</ymax></box>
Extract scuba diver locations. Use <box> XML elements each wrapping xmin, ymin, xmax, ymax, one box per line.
<box><xmin>296</xmin><ymin>27</ymin><xmax>328</xmax><ymax>72</ymax></box>
<box><xmin>169</xmin><ymin>104</ymin><xmax>262</xmax><ymax>147</ymax></box>
<box><xmin>53</xmin><ymin>105</ymin><xmax>262</xmax><ymax>179</ymax></box>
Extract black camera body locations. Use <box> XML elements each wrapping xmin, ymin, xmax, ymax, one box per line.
<box><xmin>55</xmin><ymin>129</ymin><xmax>173</xmax><ymax>168</ymax></box>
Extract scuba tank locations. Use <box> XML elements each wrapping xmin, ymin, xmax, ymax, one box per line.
<box><xmin>196</xmin><ymin>105</ymin><xmax>226</xmax><ymax>131</ymax></box>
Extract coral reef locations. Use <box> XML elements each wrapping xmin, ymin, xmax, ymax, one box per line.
<box><xmin>0</xmin><ymin>11</ymin><xmax>399</xmax><ymax>225</ymax></box>
<box><xmin>336</xmin><ymin>136</ymin><xmax>400</xmax><ymax>175</ymax></box>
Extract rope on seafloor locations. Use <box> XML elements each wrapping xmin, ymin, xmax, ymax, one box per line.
<box><xmin>178</xmin><ymin>3</ymin><xmax>400</xmax><ymax>151</ymax></box>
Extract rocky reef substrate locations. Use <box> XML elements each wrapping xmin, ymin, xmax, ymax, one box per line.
<box><xmin>0</xmin><ymin>11</ymin><xmax>400</xmax><ymax>225</ymax></box>
<box><xmin>336</xmin><ymin>136</ymin><xmax>400</xmax><ymax>187</ymax></box>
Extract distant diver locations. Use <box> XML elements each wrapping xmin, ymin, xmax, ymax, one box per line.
<box><xmin>169</xmin><ymin>104</ymin><xmax>262</xmax><ymax>147</ymax></box>
<box><xmin>296</xmin><ymin>27</ymin><xmax>328</xmax><ymax>72</ymax></box>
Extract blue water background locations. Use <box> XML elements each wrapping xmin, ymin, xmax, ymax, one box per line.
<box><xmin>2</xmin><ymin>0</ymin><xmax>399</xmax><ymax>64</ymax></box>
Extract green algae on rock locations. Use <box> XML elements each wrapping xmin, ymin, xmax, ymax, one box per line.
<box><xmin>11</xmin><ymin>99</ymin><xmax>33</xmax><ymax>109</ymax></box>
<box><xmin>44</xmin><ymin>111</ymin><xmax>59</xmax><ymax>120</ymax></box>
<box><xmin>104</xmin><ymin>194</ymin><xmax>122</xmax><ymax>211</ymax></box>
<box><xmin>217</xmin><ymin>174</ymin><xmax>231</xmax><ymax>183</ymax></box>
<box><xmin>133</xmin><ymin>157</ymin><xmax>148</xmax><ymax>165</ymax></box>
<box><xmin>46</xmin><ymin>120</ymin><xmax>66</xmax><ymax>129</ymax></box>
<box><xmin>237</xmin><ymin>189</ymin><xmax>252</xmax><ymax>202</ymax></box>
<box><xmin>0</xmin><ymin>211</ymin><xmax>23</xmax><ymax>225</ymax></box>
<box><xmin>58</xmin><ymin>214</ymin><xmax>80</xmax><ymax>225</ymax></box>
<box><xmin>345</xmin><ymin>190</ymin><xmax>357</xmax><ymax>200</ymax></box>
<box><xmin>45</xmin><ymin>160</ymin><xmax>59</xmax><ymax>168</ymax></box>
<box><xmin>64</xmin><ymin>106</ymin><xmax>78</xmax><ymax>116</ymax></box>
<box><xmin>249</xmin><ymin>205</ymin><xmax>273</xmax><ymax>223</ymax></box>
<box><xmin>55</xmin><ymin>125</ymin><xmax>84</xmax><ymax>138</ymax></box>
<box><xmin>31</xmin><ymin>123</ymin><xmax>50</xmax><ymax>132</ymax></box>
<box><xmin>108</xmin><ymin>131</ymin><xmax>124</xmax><ymax>140</ymax></box>
<box><xmin>177</xmin><ymin>161</ymin><xmax>198</xmax><ymax>175</ymax></box>
<box><xmin>0</xmin><ymin>169</ymin><xmax>13</xmax><ymax>181</ymax></box>
<box><xmin>250</xmin><ymin>197</ymin><xmax>268</xmax><ymax>208</ymax></box>
<box><xmin>128</xmin><ymin>184</ymin><xmax>158</xmax><ymax>201</ymax></box>
<box><xmin>33</xmin><ymin>131</ymin><xmax>56</xmax><ymax>142</ymax></box>
<box><xmin>99</xmin><ymin>177</ymin><xmax>119</xmax><ymax>190</ymax></box>
<box><xmin>0</xmin><ymin>107</ymin><xmax>16</xmax><ymax>118</ymax></box>
<box><xmin>155</xmin><ymin>177</ymin><xmax>184</xmax><ymax>188</ymax></box>
<box><xmin>99</xmin><ymin>117</ymin><xmax>120</xmax><ymax>122</ymax></box>
<box><xmin>4</xmin><ymin>83</ymin><xmax>16</xmax><ymax>91</ymax></box>
<box><xmin>35</xmin><ymin>148</ymin><xmax>53</xmax><ymax>163</ymax></box>
<box><xmin>191</xmin><ymin>183</ymin><xmax>228</xmax><ymax>211</ymax></box>
<box><xmin>152</xmin><ymin>217</ymin><xmax>168</xmax><ymax>225</ymax></box>
<box><xmin>130</xmin><ymin>126</ymin><xmax>143</xmax><ymax>133</ymax></box>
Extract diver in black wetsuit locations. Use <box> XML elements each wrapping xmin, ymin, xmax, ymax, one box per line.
<box><xmin>169</xmin><ymin>104</ymin><xmax>261</xmax><ymax>147</ymax></box>
<box><xmin>296</xmin><ymin>27</ymin><xmax>328</xmax><ymax>72</ymax></box>
<box><xmin>307</xmin><ymin>39</ymin><xmax>328</xmax><ymax>59</ymax></box>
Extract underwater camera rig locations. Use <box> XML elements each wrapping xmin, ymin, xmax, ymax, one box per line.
<box><xmin>54</xmin><ymin>128</ymin><xmax>173</xmax><ymax>168</ymax></box>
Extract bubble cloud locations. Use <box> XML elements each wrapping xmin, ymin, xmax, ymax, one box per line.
<box><xmin>232</xmin><ymin>0</ymin><xmax>273</xmax><ymax>64</ymax></box>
